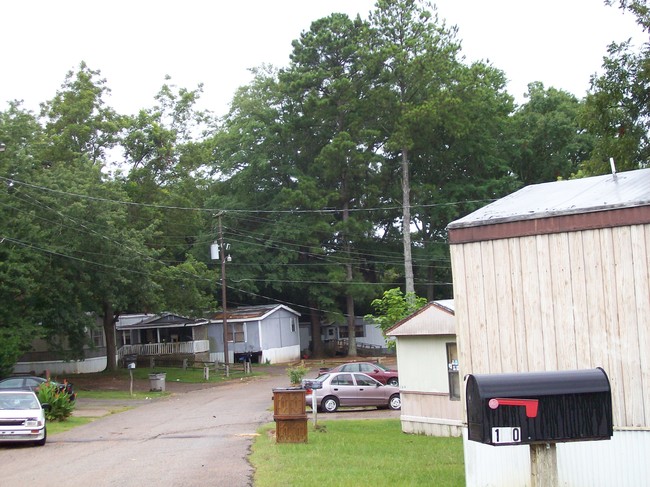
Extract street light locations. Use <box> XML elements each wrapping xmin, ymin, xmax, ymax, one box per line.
<box><xmin>0</xmin><ymin>143</ymin><xmax>6</xmax><ymax>152</ymax></box>
<box><xmin>211</xmin><ymin>213</ymin><xmax>231</xmax><ymax>375</ymax></box>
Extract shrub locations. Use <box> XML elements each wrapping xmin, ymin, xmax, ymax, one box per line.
<box><xmin>286</xmin><ymin>365</ymin><xmax>308</xmax><ymax>385</ymax></box>
<box><xmin>37</xmin><ymin>381</ymin><xmax>75</xmax><ymax>421</ymax></box>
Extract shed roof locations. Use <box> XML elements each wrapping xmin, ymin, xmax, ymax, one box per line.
<box><xmin>448</xmin><ymin>168</ymin><xmax>650</xmax><ymax>243</ymax></box>
<box><xmin>386</xmin><ymin>300</ymin><xmax>455</xmax><ymax>337</ymax></box>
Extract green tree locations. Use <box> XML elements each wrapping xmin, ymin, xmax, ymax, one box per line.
<box><xmin>40</xmin><ymin>61</ymin><xmax>124</xmax><ymax>165</ymax></box>
<box><xmin>368</xmin><ymin>0</ymin><xmax>518</xmax><ymax>300</ymax></box>
<box><xmin>367</xmin><ymin>0</ymin><xmax>464</xmax><ymax>297</ymax></box>
<box><xmin>365</xmin><ymin>288</ymin><xmax>427</xmax><ymax>345</ymax></box>
<box><xmin>157</xmin><ymin>256</ymin><xmax>216</xmax><ymax>317</ymax></box>
<box><xmin>209</xmin><ymin>65</ymin><xmax>337</xmax><ymax>358</ymax></box>
<box><xmin>121</xmin><ymin>79</ymin><xmax>214</xmax><ymax>265</ymax></box>
<box><xmin>579</xmin><ymin>1</ymin><xmax>649</xmax><ymax>174</ymax></box>
<box><xmin>510</xmin><ymin>82</ymin><xmax>592</xmax><ymax>184</ymax></box>
<box><xmin>2</xmin><ymin>68</ymin><xmax>218</xmax><ymax>374</ymax></box>
<box><xmin>0</xmin><ymin>102</ymin><xmax>50</xmax><ymax>376</ymax></box>
<box><xmin>279</xmin><ymin>13</ymin><xmax>381</xmax><ymax>356</ymax></box>
<box><xmin>34</xmin><ymin>64</ymin><xmax>161</xmax><ymax>370</ymax></box>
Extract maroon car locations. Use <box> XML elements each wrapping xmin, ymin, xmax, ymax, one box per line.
<box><xmin>325</xmin><ymin>362</ymin><xmax>399</xmax><ymax>386</ymax></box>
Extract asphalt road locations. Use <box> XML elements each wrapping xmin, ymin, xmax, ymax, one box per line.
<box><xmin>0</xmin><ymin>367</ymin><xmax>399</xmax><ymax>487</ymax></box>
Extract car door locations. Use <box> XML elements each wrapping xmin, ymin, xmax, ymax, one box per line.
<box><xmin>328</xmin><ymin>373</ymin><xmax>356</xmax><ymax>406</ymax></box>
<box><xmin>353</xmin><ymin>373</ymin><xmax>385</xmax><ymax>406</ymax></box>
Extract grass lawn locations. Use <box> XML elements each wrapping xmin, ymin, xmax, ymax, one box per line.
<box><xmin>250</xmin><ymin>419</ymin><xmax>465</xmax><ymax>487</ymax></box>
<box><xmin>47</xmin><ymin>416</ymin><xmax>96</xmax><ymax>435</ymax></box>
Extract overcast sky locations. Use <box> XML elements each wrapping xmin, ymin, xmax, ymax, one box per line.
<box><xmin>0</xmin><ymin>1</ymin><xmax>643</xmax><ymax>117</ymax></box>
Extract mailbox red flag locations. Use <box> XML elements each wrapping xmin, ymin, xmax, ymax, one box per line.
<box><xmin>488</xmin><ymin>398</ymin><xmax>539</xmax><ymax>418</ymax></box>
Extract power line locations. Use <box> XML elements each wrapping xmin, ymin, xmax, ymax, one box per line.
<box><xmin>0</xmin><ymin>175</ymin><xmax>495</xmax><ymax>214</ymax></box>
<box><xmin>4</xmin><ymin>179</ymin><xmax>455</xmax><ymax>271</ymax></box>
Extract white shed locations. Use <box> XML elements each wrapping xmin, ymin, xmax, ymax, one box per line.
<box><xmin>386</xmin><ymin>300</ymin><xmax>463</xmax><ymax>437</ymax></box>
<box><xmin>447</xmin><ymin>168</ymin><xmax>650</xmax><ymax>486</ymax></box>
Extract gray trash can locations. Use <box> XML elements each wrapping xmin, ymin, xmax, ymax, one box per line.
<box><xmin>149</xmin><ymin>372</ymin><xmax>166</xmax><ymax>392</ymax></box>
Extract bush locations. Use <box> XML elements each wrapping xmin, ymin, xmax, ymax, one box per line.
<box><xmin>286</xmin><ymin>365</ymin><xmax>308</xmax><ymax>385</ymax></box>
<box><xmin>37</xmin><ymin>381</ymin><xmax>75</xmax><ymax>421</ymax></box>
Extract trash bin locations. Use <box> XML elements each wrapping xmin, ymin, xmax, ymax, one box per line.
<box><xmin>272</xmin><ymin>387</ymin><xmax>307</xmax><ymax>443</ymax></box>
<box><xmin>149</xmin><ymin>372</ymin><xmax>166</xmax><ymax>392</ymax></box>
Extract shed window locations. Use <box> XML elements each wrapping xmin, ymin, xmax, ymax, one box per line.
<box><xmin>446</xmin><ymin>342</ymin><xmax>460</xmax><ymax>401</ymax></box>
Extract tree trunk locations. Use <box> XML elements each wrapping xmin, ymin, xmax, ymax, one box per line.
<box><xmin>102</xmin><ymin>302</ymin><xmax>118</xmax><ymax>371</ymax></box>
<box><xmin>402</xmin><ymin>147</ymin><xmax>415</xmax><ymax>296</ymax></box>
<box><xmin>309</xmin><ymin>303</ymin><xmax>325</xmax><ymax>358</ymax></box>
<box><xmin>346</xmin><ymin>293</ymin><xmax>357</xmax><ymax>357</ymax></box>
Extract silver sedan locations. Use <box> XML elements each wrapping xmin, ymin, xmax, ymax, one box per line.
<box><xmin>304</xmin><ymin>372</ymin><xmax>401</xmax><ymax>413</ymax></box>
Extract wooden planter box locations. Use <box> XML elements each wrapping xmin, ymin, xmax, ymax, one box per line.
<box><xmin>272</xmin><ymin>388</ymin><xmax>307</xmax><ymax>443</ymax></box>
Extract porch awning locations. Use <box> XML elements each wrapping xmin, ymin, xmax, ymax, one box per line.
<box><xmin>116</xmin><ymin>313</ymin><xmax>209</xmax><ymax>331</ymax></box>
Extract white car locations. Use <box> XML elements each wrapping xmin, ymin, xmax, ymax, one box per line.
<box><xmin>0</xmin><ymin>390</ymin><xmax>48</xmax><ymax>446</ymax></box>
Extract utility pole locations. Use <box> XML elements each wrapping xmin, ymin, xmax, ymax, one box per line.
<box><xmin>212</xmin><ymin>213</ymin><xmax>230</xmax><ymax>375</ymax></box>
<box><xmin>218</xmin><ymin>213</ymin><xmax>229</xmax><ymax>375</ymax></box>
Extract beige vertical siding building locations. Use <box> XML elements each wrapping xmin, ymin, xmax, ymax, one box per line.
<box><xmin>447</xmin><ymin>168</ymin><xmax>650</xmax><ymax>486</ymax></box>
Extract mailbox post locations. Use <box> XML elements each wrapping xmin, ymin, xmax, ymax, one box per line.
<box><xmin>466</xmin><ymin>368</ymin><xmax>613</xmax><ymax>487</ymax></box>
<box><xmin>302</xmin><ymin>379</ymin><xmax>323</xmax><ymax>427</ymax></box>
<box><xmin>124</xmin><ymin>354</ymin><xmax>137</xmax><ymax>397</ymax></box>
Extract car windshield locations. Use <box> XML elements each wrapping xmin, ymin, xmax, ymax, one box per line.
<box><xmin>374</xmin><ymin>363</ymin><xmax>389</xmax><ymax>371</ymax></box>
<box><xmin>0</xmin><ymin>393</ymin><xmax>40</xmax><ymax>410</ymax></box>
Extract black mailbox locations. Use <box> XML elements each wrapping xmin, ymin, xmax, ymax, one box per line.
<box><xmin>302</xmin><ymin>379</ymin><xmax>323</xmax><ymax>390</ymax></box>
<box><xmin>466</xmin><ymin>368</ymin><xmax>613</xmax><ymax>446</ymax></box>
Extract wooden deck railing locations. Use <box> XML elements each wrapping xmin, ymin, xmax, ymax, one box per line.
<box><xmin>117</xmin><ymin>340</ymin><xmax>210</xmax><ymax>358</ymax></box>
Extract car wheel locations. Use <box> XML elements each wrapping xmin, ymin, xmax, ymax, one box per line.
<box><xmin>389</xmin><ymin>394</ymin><xmax>401</xmax><ymax>410</ymax></box>
<box><xmin>322</xmin><ymin>396</ymin><xmax>339</xmax><ymax>413</ymax></box>
<box><xmin>387</xmin><ymin>377</ymin><xmax>399</xmax><ymax>387</ymax></box>
<box><xmin>34</xmin><ymin>429</ymin><xmax>46</xmax><ymax>447</ymax></box>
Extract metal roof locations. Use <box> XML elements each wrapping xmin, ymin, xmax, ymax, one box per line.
<box><xmin>210</xmin><ymin>304</ymin><xmax>300</xmax><ymax>323</ymax></box>
<box><xmin>448</xmin><ymin>168</ymin><xmax>650</xmax><ymax>229</ymax></box>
